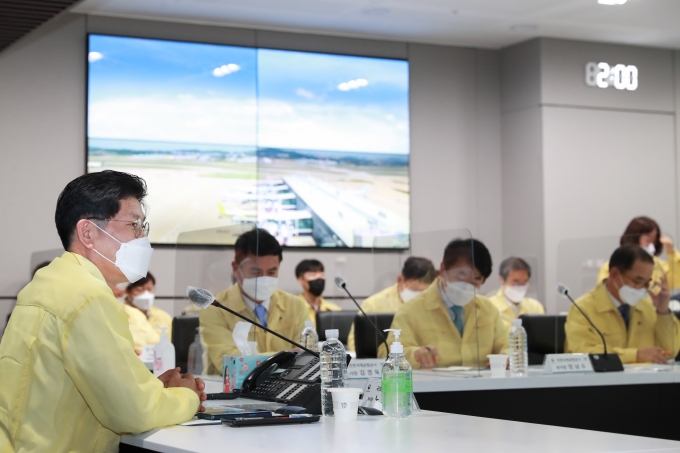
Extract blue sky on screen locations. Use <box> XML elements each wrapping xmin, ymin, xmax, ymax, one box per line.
<box><xmin>88</xmin><ymin>35</ymin><xmax>409</xmax><ymax>154</ymax></box>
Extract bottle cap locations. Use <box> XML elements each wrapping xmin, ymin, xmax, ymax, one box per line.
<box><xmin>325</xmin><ymin>329</ymin><xmax>339</xmax><ymax>339</ymax></box>
<box><xmin>513</xmin><ymin>319</ymin><xmax>522</xmax><ymax>327</ymax></box>
<box><xmin>305</xmin><ymin>320</ymin><xmax>314</xmax><ymax>329</ymax></box>
<box><xmin>384</xmin><ymin>329</ymin><xmax>403</xmax><ymax>354</ymax></box>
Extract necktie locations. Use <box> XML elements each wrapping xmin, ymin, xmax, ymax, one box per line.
<box><xmin>618</xmin><ymin>304</ymin><xmax>630</xmax><ymax>329</ymax></box>
<box><xmin>449</xmin><ymin>305</ymin><xmax>464</xmax><ymax>336</ymax></box>
<box><xmin>254</xmin><ymin>304</ymin><xmax>268</xmax><ymax>328</ymax></box>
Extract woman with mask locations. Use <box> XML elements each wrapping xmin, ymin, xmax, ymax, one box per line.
<box><xmin>597</xmin><ymin>216</ymin><xmax>680</xmax><ymax>290</ymax></box>
<box><xmin>378</xmin><ymin>239</ymin><xmax>509</xmax><ymax>369</ymax></box>
<box><xmin>295</xmin><ymin>259</ymin><xmax>340</xmax><ymax>327</ymax></box>
<box><xmin>489</xmin><ymin>257</ymin><xmax>545</xmax><ymax>329</ymax></box>
<box><xmin>124</xmin><ymin>272</ymin><xmax>173</xmax><ymax>352</ymax></box>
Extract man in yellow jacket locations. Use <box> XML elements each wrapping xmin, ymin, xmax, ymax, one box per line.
<box><xmin>566</xmin><ymin>244</ymin><xmax>680</xmax><ymax>364</ymax></box>
<box><xmin>379</xmin><ymin>239</ymin><xmax>509</xmax><ymax>368</ymax></box>
<box><xmin>200</xmin><ymin>229</ymin><xmax>309</xmax><ymax>375</ymax></box>
<box><xmin>347</xmin><ymin>256</ymin><xmax>435</xmax><ymax>351</ymax></box>
<box><xmin>489</xmin><ymin>257</ymin><xmax>545</xmax><ymax>329</ymax></box>
<box><xmin>0</xmin><ymin>171</ymin><xmax>204</xmax><ymax>453</ymax></box>
<box><xmin>295</xmin><ymin>259</ymin><xmax>341</xmax><ymax>327</ymax></box>
<box><xmin>123</xmin><ymin>272</ymin><xmax>173</xmax><ymax>352</ymax></box>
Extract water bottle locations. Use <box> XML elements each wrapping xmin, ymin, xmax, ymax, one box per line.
<box><xmin>187</xmin><ymin>327</ymin><xmax>203</xmax><ymax>375</ymax></box>
<box><xmin>320</xmin><ymin>329</ymin><xmax>347</xmax><ymax>416</ymax></box>
<box><xmin>299</xmin><ymin>321</ymin><xmax>319</xmax><ymax>353</ymax></box>
<box><xmin>381</xmin><ymin>329</ymin><xmax>412</xmax><ymax>418</ymax></box>
<box><xmin>509</xmin><ymin>319</ymin><xmax>528</xmax><ymax>376</ymax></box>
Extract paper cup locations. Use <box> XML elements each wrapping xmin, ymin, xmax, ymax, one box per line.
<box><xmin>328</xmin><ymin>388</ymin><xmax>362</xmax><ymax>421</ymax></box>
<box><xmin>488</xmin><ymin>354</ymin><xmax>508</xmax><ymax>378</ymax></box>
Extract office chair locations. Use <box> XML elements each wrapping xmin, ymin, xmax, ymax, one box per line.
<box><xmin>316</xmin><ymin>311</ymin><xmax>356</xmax><ymax>345</ymax></box>
<box><xmin>519</xmin><ymin>314</ymin><xmax>567</xmax><ymax>365</ymax></box>
<box><xmin>354</xmin><ymin>313</ymin><xmax>395</xmax><ymax>359</ymax></box>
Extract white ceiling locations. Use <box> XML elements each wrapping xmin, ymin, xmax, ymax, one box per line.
<box><xmin>71</xmin><ymin>0</ymin><xmax>680</xmax><ymax>50</ymax></box>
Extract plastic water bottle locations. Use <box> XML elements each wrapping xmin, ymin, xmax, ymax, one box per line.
<box><xmin>153</xmin><ymin>326</ymin><xmax>176</xmax><ymax>377</ymax></box>
<box><xmin>320</xmin><ymin>329</ymin><xmax>347</xmax><ymax>416</ymax></box>
<box><xmin>299</xmin><ymin>321</ymin><xmax>319</xmax><ymax>353</ymax></box>
<box><xmin>187</xmin><ymin>327</ymin><xmax>203</xmax><ymax>375</ymax></box>
<box><xmin>509</xmin><ymin>319</ymin><xmax>528</xmax><ymax>376</ymax></box>
<box><xmin>381</xmin><ymin>329</ymin><xmax>412</xmax><ymax>418</ymax></box>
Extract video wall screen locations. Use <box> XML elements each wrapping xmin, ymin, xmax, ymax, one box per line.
<box><xmin>87</xmin><ymin>34</ymin><xmax>410</xmax><ymax>248</ymax></box>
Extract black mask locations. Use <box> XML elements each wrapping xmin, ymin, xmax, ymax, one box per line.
<box><xmin>307</xmin><ymin>278</ymin><xmax>325</xmax><ymax>297</ymax></box>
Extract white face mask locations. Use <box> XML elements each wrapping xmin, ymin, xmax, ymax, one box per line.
<box><xmin>504</xmin><ymin>285</ymin><xmax>529</xmax><ymax>303</ymax></box>
<box><xmin>642</xmin><ymin>243</ymin><xmax>656</xmax><ymax>256</ymax></box>
<box><xmin>442</xmin><ymin>279</ymin><xmax>476</xmax><ymax>307</ymax></box>
<box><xmin>400</xmin><ymin>288</ymin><xmax>421</xmax><ymax>303</ymax></box>
<box><xmin>133</xmin><ymin>290</ymin><xmax>155</xmax><ymax>310</ymax></box>
<box><xmin>617</xmin><ymin>276</ymin><xmax>647</xmax><ymax>307</ymax></box>
<box><xmin>90</xmin><ymin>221</ymin><xmax>153</xmax><ymax>283</ymax></box>
<box><xmin>241</xmin><ymin>276</ymin><xmax>278</xmax><ymax>301</ymax></box>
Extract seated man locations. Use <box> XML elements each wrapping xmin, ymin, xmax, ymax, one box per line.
<box><xmin>489</xmin><ymin>257</ymin><xmax>545</xmax><ymax>328</ymax></box>
<box><xmin>378</xmin><ymin>239</ymin><xmax>509</xmax><ymax>368</ymax></box>
<box><xmin>0</xmin><ymin>170</ymin><xmax>204</xmax><ymax>452</ymax></box>
<box><xmin>123</xmin><ymin>272</ymin><xmax>173</xmax><ymax>352</ymax></box>
<box><xmin>566</xmin><ymin>244</ymin><xmax>680</xmax><ymax>364</ymax></box>
<box><xmin>296</xmin><ymin>259</ymin><xmax>341</xmax><ymax>327</ymax></box>
<box><xmin>200</xmin><ymin>229</ymin><xmax>309</xmax><ymax>375</ymax></box>
<box><xmin>348</xmin><ymin>256</ymin><xmax>435</xmax><ymax>351</ymax></box>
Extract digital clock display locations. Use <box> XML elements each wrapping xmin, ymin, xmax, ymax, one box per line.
<box><xmin>585</xmin><ymin>62</ymin><xmax>638</xmax><ymax>91</ymax></box>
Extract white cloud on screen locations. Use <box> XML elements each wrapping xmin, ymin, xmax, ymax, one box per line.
<box><xmin>337</xmin><ymin>79</ymin><xmax>369</xmax><ymax>91</ymax></box>
<box><xmin>257</xmin><ymin>99</ymin><xmax>408</xmax><ymax>154</ymax></box>
<box><xmin>89</xmin><ymin>96</ymin><xmax>257</xmax><ymax>145</ymax></box>
<box><xmin>295</xmin><ymin>88</ymin><xmax>316</xmax><ymax>100</ymax></box>
<box><xmin>88</xmin><ymin>52</ymin><xmax>103</xmax><ymax>63</ymax></box>
<box><xmin>212</xmin><ymin>64</ymin><xmax>241</xmax><ymax>77</ymax></box>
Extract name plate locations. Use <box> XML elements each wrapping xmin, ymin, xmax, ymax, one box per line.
<box><xmin>347</xmin><ymin>359</ymin><xmax>385</xmax><ymax>379</ymax></box>
<box><xmin>360</xmin><ymin>378</ymin><xmax>382</xmax><ymax>410</ymax></box>
<box><xmin>544</xmin><ymin>354</ymin><xmax>594</xmax><ymax>374</ymax></box>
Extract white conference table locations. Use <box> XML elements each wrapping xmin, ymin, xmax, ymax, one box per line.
<box><xmin>120</xmin><ymin>406</ymin><xmax>680</xmax><ymax>453</ymax></box>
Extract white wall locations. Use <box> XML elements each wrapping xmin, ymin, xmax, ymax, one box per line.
<box><xmin>0</xmin><ymin>14</ymin><xmax>503</xmax><ymax>326</ymax></box>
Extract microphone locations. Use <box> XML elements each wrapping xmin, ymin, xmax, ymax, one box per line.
<box><xmin>557</xmin><ymin>283</ymin><xmax>623</xmax><ymax>372</ymax></box>
<box><xmin>334</xmin><ymin>276</ymin><xmax>389</xmax><ymax>356</ymax></box>
<box><xmin>187</xmin><ymin>286</ymin><xmax>319</xmax><ymax>357</ymax></box>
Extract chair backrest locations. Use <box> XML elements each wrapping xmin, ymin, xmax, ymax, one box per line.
<box><xmin>316</xmin><ymin>311</ymin><xmax>356</xmax><ymax>345</ymax></box>
<box><xmin>519</xmin><ymin>314</ymin><xmax>567</xmax><ymax>365</ymax></box>
<box><xmin>354</xmin><ymin>313</ymin><xmax>395</xmax><ymax>359</ymax></box>
<box><xmin>172</xmin><ymin>316</ymin><xmax>199</xmax><ymax>373</ymax></box>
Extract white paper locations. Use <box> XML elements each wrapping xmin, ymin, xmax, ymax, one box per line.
<box><xmin>232</xmin><ymin>322</ymin><xmax>253</xmax><ymax>355</ymax></box>
<box><xmin>432</xmin><ymin>366</ymin><xmax>473</xmax><ymax>372</ymax></box>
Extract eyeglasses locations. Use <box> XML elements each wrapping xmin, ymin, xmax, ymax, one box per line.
<box><xmin>89</xmin><ymin>217</ymin><xmax>150</xmax><ymax>238</ymax></box>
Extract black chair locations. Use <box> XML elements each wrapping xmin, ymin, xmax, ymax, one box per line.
<box><xmin>316</xmin><ymin>311</ymin><xmax>356</xmax><ymax>345</ymax></box>
<box><xmin>172</xmin><ymin>316</ymin><xmax>199</xmax><ymax>373</ymax></box>
<box><xmin>354</xmin><ymin>313</ymin><xmax>395</xmax><ymax>359</ymax></box>
<box><xmin>519</xmin><ymin>314</ymin><xmax>567</xmax><ymax>365</ymax></box>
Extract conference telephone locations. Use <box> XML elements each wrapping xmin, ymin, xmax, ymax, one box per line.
<box><xmin>239</xmin><ymin>351</ymin><xmax>322</xmax><ymax>414</ymax></box>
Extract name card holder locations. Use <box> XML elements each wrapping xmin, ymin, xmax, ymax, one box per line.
<box><xmin>544</xmin><ymin>354</ymin><xmax>594</xmax><ymax>374</ymax></box>
<box><xmin>347</xmin><ymin>359</ymin><xmax>385</xmax><ymax>379</ymax></box>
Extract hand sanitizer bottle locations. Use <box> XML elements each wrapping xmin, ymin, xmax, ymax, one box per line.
<box><xmin>381</xmin><ymin>329</ymin><xmax>412</xmax><ymax>418</ymax></box>
<box><xmin>187</xmin><ymin>327</ymin><xmax>203</xmax><ymax>375</ymax></box>
<box><xmin>153</xmin><ymin>326</ymin><xmax>176</xmax><ymax>377</ymax></box>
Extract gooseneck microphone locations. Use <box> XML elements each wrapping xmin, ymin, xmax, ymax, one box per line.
<box><xmin>187</xmin><ymin>286</ymin><xmax>319</xmax><ymax>357</ymax></box>
<box><xmin>334</xmin><ymin>276</ymin><xmax>389</xmax><ymax>355</ymax></box>
<box><xmin>557</xmin><ymin>283</ymin><xmax>623</xmax><ymax>372</ymax></box>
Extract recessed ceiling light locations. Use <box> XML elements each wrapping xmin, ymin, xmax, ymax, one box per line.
<box><xmin>362</xmin><ymin>7</ymin><xmax>390</xmax><ymax>16</ymax></box>
<box><xmin>598</xmin><ymin>0</ymin><xmax>627</xmax><ymax>5</ymax></box>
<box><xmin>511</xmin><ymin>24</ymin><xmax>538</xmax><ymax>32</ymax></box>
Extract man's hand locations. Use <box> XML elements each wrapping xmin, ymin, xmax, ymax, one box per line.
<box><xmin>414</xmin><ymin>345</ymin><xmax>439</xmax><ymax>368</ymax></box>
<box><xmin>636</xmin><ymin>346</ymin><xmax>670</xmax><ymax>364</ymax></box>
<box><xmin>157</xmin><ymin>367</ymin><xmax>181</xmax><ymax>388</ymax></box>
<box><xmin>648</xmin><ymin>276</ymin><xmax>670</xmax><ymax>314</ymax></box>
<box><xmin>166</xmin><ymin>372</ymin><xmax>208</xmax><ymax>412</ymax></box>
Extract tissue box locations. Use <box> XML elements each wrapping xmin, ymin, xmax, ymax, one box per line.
<box><xmin>222</xmin><ymin>355</ymin><xmax>271</xmax><ymax>393</ymax></box>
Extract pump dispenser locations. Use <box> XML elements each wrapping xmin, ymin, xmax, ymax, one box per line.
<box><xmin>381</xmin><ymin>329</ymin><xmax>412</xmax><ymax>418</ymax></box>
<box><xmin>153</xmin><ymin>326</ymin><xmax>176</xmax><ymax>377</ymax></box>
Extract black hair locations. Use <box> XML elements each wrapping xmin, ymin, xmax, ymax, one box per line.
<box><xmin>55</xmin><ymin>170</ymin><xmax>147</xmax><ymax>250</ymax></box>
<box><xmin>126</xmin><ymin>272</ymin><xmax>156</xmax><ymax>292</ymax></box>
<box><xmin>295</xmin><ymin>259</ymin><xmax>324</xmax><ymax>278</ymax></box>
<box><xmin>609</xmin><ymin>244</ymin><xmax>654</xmax><ymax>272</ymax></box>
<box><xmin>442</xmin><ymin>238</ymin><xmax>493</xmax><ymax>281</ymax></box>
<box><xmin>234</xmin><ymin>228</ymin><xmax>283</xmax><ymax>263</ymax></box>
<box><xmin>499</xmin><ymin>257</ymin><xmax>532</xmax><ymax>280</ymax></box>
<box><xmin>401</xmin><ymin>257</ymin><xmax>436</xmax><ymax>284</ymax></box>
